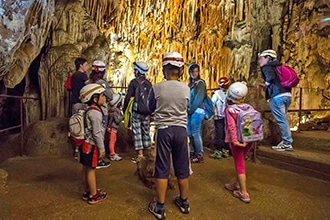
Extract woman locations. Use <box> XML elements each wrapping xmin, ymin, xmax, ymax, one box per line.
<box><xmin>187</xmin><ymin>62</ymin><xmax>206</xmax><ymax>163</ymax></box>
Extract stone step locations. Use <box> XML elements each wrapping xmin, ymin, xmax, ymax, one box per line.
<box><xmin>291</xmin><ymin>131</ymin><xmax>330</xmax><ymax>152</ymax></box>
<box><xmin>256</xmin><ymin>145</ymin><xmax>330</xmax><ymax>181</ymax></box>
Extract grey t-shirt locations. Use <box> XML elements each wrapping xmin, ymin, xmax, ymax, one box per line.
<box><xmin>153</xmin><ymin>80</ymin><xmax>190</xmax><ymax>128</ymax></box>
<box><xmin>84</xmin><ymin>108</ymin><xmax>105</xmax><ymax>153</ymax></box>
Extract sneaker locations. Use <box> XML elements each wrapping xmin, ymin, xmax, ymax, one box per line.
<box><xmin>272</xmin><ymin>142</ymin><xmax>294</xmax><ymax>152</ymax></box>
<box><xmin>88</xmin><ymin>191</ymin><xmax>107</xmax><ymax>205</ymax></box>
<box><xmin>131</xmin><ymin>155</ymin><xmax>143</xmax><ymax>164</ymax></box>
<box><xmin>224</xmin><ymin>182</ymin><xmax>240</xmax><ymax>191</ymax></box>
<box><xmin>271</xmin><ymin>141</ymin><xmax>283</xmax><ymax>150</ymax></box>
<box><xmin>148</xmin><ymin>200</ymin><xmax>166</xmax><ymax>220</ymax></box>
<box><xmin>110</xmin><ymin>154</ymin><xmax>122</xmax><ymax>161</ymax></box>
<box><xmin>74</xmin><ymin>147</ymin><xmax>79</xmax><ymax>160</ymax></box>
<box><xmin>221</xmin><ymin>149</ymin><xmax>230</xmax><ymax>158</ymax></box>
<box><xmin>82</xmin><ymin>191</ymin><xmax>89</xmax><ymax>201</ymax></box>
<box><xmin>131</xmin><ymin>157</ymin><xmax>137</xmax><ymax>163</ymax></box>
<box><xmin>232</xmin><ymin>190</ymin><xmax>250</xmax><ymax>203</ymax></box>
<box><xmin>191</xmin><ymin>156</ymin><xmax>204</xmax><ymax>163</ymax></box>
<box><xmin>82</xmin><ymin>189</ymin><xmax>102</xmax><ymax>201</ymax></box>
<box><xmin>209</xmin><ymin>150</ymin><xmax>222</xmax><ymax>160</ymax></box>
<box><xmin>96</xmin><ymin>158</ymin><xmax>111</xmax><ymax>169</ymax></box>
<box><xmin>174</xmin><ymin>196</ymin><xmax>190</xmax><ymax>214</ymax></box>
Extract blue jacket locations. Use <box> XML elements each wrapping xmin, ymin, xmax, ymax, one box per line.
<box><xmin>188</xmin><ymin>79</ymin><xmax>206</xmax><ymax>115</ymax></box>
<box><xmin>261</xmin><ymin>60</ymin><xmax>291</xmax><ymax>100</ymax></box>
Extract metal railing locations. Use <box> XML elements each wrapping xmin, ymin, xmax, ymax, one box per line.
<box><xmin>207</xmin><ymin>85</ymin><xmax>330</xmax><ymax>132</ymax></box>
<box><xmin>0</xmin><ymin>94</ymin><xmax>37</xmax><ymax>156</ymax></box>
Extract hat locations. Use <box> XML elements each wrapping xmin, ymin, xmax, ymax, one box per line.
<box><xmin>133</xmin><ymin>61</ymin><xmax>148</xmax><ymax>74</ymax></box>
<box><xmin>258</xmin><ymin>49</ymin><xmax>277</xmax><ymax>59</ymax></box>
<box><xmin>109</xmin><ymin>93</ymin><xmax>122</xmax><ymax>106</ymax></box>
<box><xmin>80</xmin><ymin>84</ymin><xmax>105</xmax><ymax>103</ymax></box>
<box><xmin>162</xmin><ymin>52</ymin><xmax>184</xmax><ymax>67</ymax></box>
<box><xmin>92</xmin><ymin>60</ymin><xmax>106</xmax><ymax>72</ymax></box>
<box><xmin>226</xmin><ymin>82</ymin><xmax>248</xmax><ymax>103</ymax></box>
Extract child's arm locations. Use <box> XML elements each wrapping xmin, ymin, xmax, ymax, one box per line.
<box><xmin>225</xmin><ymin>107</ymin><xmax>247</xmax><ymax>147</ymax></box>
<box><xmin>90</xmin><ymin>112</ymin><xmax>105</xmax><ymax>153</ymax></box>
<box><xmin>113</xmin><ymin>108</ymin><xmax>124</xmax><ymax>124</ymax></box>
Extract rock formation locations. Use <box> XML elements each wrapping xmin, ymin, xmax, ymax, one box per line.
<box><xmin>0</xmin><ymin>0</ymin><xmax>328</xmax><ymax>127</ymax></box>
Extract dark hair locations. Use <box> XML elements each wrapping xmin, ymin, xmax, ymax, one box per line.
<box><xmin>75</xmin><ymin>58</ymin><xmax>87</xmax><ymax>71</ymax></box>
<box><xmin>163</xmin><ymin>64</ymin><xmax>183</xmax><ymax>79</ymax></box>
<box><xmin>265</xmin><ymin>55</ymin><xmax>276</xmax><ymax>63</ymax></box>
<box><xmin>86</xmin><ymin>93</ymin><xmax>101</xmax><ymax>106</ymax></box>
<box><xmin>89</xmin><ymin>70</ymin><xmax>104</xmax><ymax>83</ymax></box>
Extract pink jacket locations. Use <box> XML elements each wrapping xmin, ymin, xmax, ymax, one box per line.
<box><xmin>225</xmin><ymin>103</ymin><xmax>251</xmax><ymax>145</ymax></box>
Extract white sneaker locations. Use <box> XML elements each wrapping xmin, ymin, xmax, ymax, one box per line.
<box><xmin>272</xmin><ymin>141</ymin><xmax>293</xmax><ymax>152</ymax></box>
<box><xmin>272</xmin><ymin>141</ymin><xmax>283</xmax><ymax>150</ymax></box>
<box><xmin>110</xmin><ymin>154</ymin><xmax>122</xmax><ymax>161</ymax></box>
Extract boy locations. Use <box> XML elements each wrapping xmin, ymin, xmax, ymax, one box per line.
<box><xmin>79</xmin><ymin>83</ymin><xmax>107</xmax><ymax>205</ymax></box>
<box><xmin>209</xmin><ymin>77</ymin><xmax>230</xmax><ymax>159</ymax></box>
<box><xmin>148</xmin><ymin>52</ymin><xmax>191</xmax><ymax>219</ymax></box>
<box><xmin>123</xmin><ymin>61</ymin><xmax>153</xmax><ymax>163</ymax></box>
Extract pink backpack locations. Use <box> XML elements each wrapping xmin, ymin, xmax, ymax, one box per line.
<box><xmin>234</xmin><ymin>104</ymin><xmax>263</xmax><ymax>143</ymax></box>
<box><xmin>276</xmin><ymin>65</ymin><xmax>299</xmax><ymax>88</ymax></box>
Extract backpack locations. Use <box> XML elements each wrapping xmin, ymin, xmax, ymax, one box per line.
<box><xmin>276</xmin><ymin>65</ymin><xmax>299</xmax><ymax>88</ymax></box>
<box><xmin>134</xmin><ymin>79</ymin><xmax>153</xmax><ymax>115</ymax></box>
<box><xmin>214</xmin><ymin>90</ymin><xmax>226</xmax><ymax>118</ymax></box>
<box><xmin>198</xmin><ymin>80</ymin><xmax>214</xmax><ymax>120</ymax></box>
<box><xmin>64</xmin><ymin>72</ymin><xmax>73</xmax><ymax>91</ymax></box>
<box><xmin>234</xmin><ymin>104</ymin><xmax>263</xmax><ymax>142</ymax></box>
<box><xmin>68</xmin><ymin>107</ymin><xmax>101</xmax><ymax>140</ymax></box>
<box><xmin>203</xmin><ymin>95</ymin><xmax>215</xmax><ymax>120</ymax></box>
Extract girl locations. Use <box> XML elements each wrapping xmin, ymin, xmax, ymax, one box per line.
<box><xmin>224</xmin><ymin>82</ymin><xmax>252</xmax><ymax>203</ymax></box>
<box><xmin>107</xmin><ymin>93</ymin><xmax>124</xmax><ymax>161</ymax></box>
<box><xmin>187</xmin><ymin>62</ymin><xmax>206</xmax><ymax>163</ymax></box>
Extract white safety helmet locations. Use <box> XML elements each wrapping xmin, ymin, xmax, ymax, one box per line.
<box><xmin>79</xmin><ymin>83</ymin><xmax>105</xmax><ymax>103</ymax></box>
<box><xmin>92</xmin><ymin>60</ymin><xmax>106</xmax><ymax>72</ymax></box>
<box><xmin>258</xmin><ymin>49</ymin><xmax>277</xmax><ymax>59</ymax></box>
<box><xmin>162</xmin><ymin>52</ymin><xmax>184</xmax><ymax>67</ymax></box>
<box><xmin>109</xmin><ymin>93</ymin><xmax>122</xmax><ymax>107</ymax></box>
<box><xmin>133</xmin><ymin>61</ymin><xmax>149</xmax><ymax>74</ymax></box>
<box><xmin>226</xmin><ymin>82</ymin><xmax>248</xmax><ymax>103</ymax></box>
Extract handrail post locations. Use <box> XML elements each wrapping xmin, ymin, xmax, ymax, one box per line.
<box><xmin>297</xmin><ymin>87</ymin><xmax>303</xmax><ymax>133</ymax></box>
<box><xmin>20</xmin><ymin>98</ymin><xmax>23</xmax><ymax>156</ymax></box>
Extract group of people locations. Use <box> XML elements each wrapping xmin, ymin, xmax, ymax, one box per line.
<box><xmin>68</xmin><ymin>49</ymin><xmax>293</xmax><ymax>219</ymax></box>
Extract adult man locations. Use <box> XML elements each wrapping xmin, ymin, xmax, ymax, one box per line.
<box><xmin>148</xmin><ymin>52</ymin><xmax>191</xmax><ymax>219</ymax></box>
<box><xmin>259</xmin><ymin>49</ymin><xmax>293</xmax><ymax>151</ymax></box>
<box><xmin>71</xmin><ymin>58</ymin><xmax>89</xmax><ymax>114</ymax></box>
<box><xmin>123</xmin><ymin>61</ymin><xmax>152</xmax><ymax>163</ymax></box>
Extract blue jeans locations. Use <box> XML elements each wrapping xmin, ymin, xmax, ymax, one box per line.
<box><xmin>269</xmin><ymin>96</ymin><xmax>293</xmax><ymax>144</ymax></box>
<box><xmin>187</xmin><ymin>110</ymin><xmax>204</xmax><ymax>156</ymax></box>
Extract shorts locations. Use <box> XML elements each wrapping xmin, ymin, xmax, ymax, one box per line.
<box><xmin>154</xmin><ymin>126</ymin><xmax>190</xmax><ymax>179</ymax></box>
<box><xmin>79</xmin><ymin>141</ymin><xmax>99</xmax><ymax>168</ymax></box>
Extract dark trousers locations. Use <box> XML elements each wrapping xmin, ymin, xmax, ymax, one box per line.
<box><xmin>214</xmin><ymin>118</ymin><xmax>229</xmax><ymax>151</ymax></box>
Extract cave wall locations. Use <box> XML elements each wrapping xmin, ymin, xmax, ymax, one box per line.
<box><xmin>0</xmin><ymin>0</ymin><xmax>329</xmax><ymax>124</ymax></box>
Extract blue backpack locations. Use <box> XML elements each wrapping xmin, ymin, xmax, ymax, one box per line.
<box><xmin>203</xmin><ymin>95</ymin><xmax>215</xmax><ymax>120</ymax></box>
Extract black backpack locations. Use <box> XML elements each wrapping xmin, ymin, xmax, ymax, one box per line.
<box><xmin>134</xmin><ymin>78</ymin><xmax>153</xmax><ymax>115</ymax></box>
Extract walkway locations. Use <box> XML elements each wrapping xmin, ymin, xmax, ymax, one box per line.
<box><xmin>0</xmin><ymin>154</ymin><xmax>329</xmax><ymax>220</ymax></box>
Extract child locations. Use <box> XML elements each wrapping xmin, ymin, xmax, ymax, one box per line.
<box><xmin>209</xmin><ymin>77</ymin><xmax>230</xmax><ymax>160</ymax></box>
<box><xmin>224</xmin><ymin>82</ymin><xmax>253</xmax><ymax>203</ymax></box>
<box><xmin>79</xmin><ymin>83</ymin><xmax>107</xmax><ymax>205</ymax></box>
<box><xmin>107</xmin><ymin>93</ymin><xmax>123</xmax><ymax>161</ymax></box>
<box><xmin>148</xmin><ymin>52</ymin><xmax>191</xmax><ymax>219</ymax></box>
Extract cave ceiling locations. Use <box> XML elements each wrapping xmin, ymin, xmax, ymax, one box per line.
<box><xmin>0</xmin><ymin>0</ymin><xmax>329</xmax><ymax>120</ymax></box>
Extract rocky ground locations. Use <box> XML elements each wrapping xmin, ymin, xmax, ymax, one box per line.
<box><xmin>0</xmin><ymin>152</ymin><xmax>329</xmax><ymax>220</ymax></box>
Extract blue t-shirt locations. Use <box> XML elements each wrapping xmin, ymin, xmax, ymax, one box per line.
<box><xmin>71</xmin><ymin>71</ymin><xmax>88</xmax><ymax>104</ymax></box>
